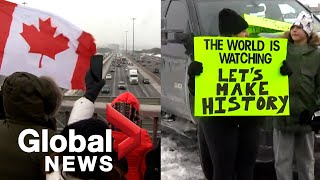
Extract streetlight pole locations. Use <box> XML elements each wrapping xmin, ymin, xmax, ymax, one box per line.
<box><xmin>125</xmin><ymin>31</ymin><xmax>128</xmax><ymax>57</ymax></box>
<box><xmin>132</xmin><ymin>18</ymin><xmax>135</xmax><ymax>60</ymax></box>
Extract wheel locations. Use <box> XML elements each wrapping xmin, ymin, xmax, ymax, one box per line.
<box><xmin>197</xmin><ymin>125</ymin><xmax>213</xmax><ymax>180</ymax></box>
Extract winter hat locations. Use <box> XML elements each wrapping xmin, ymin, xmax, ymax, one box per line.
<box><xmin>292</xmin><ymin>11</ymin><xmax>313</xmax><ymax>37</ymax></box>
<box><xmin>219</xmin><ymin>8</ymin><xmax>248</xmax><ymax>36</ymax></box>
<box><xmin>3</xmin><ymin>72</ymin><xmax>62</xmax><ymax>124</ymax></box>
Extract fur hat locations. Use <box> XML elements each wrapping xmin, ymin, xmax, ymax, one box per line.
<box><xmin>219</xmin><ymin>8</ymin><xmax>248</xmax><ymax>36</ymax></box>
<box><xmin>292</xmin><ymin>11</ymin><xmax>313</xmax><ymax>37</ymax></box>
<box><xmin>2</xmin><ymin>72</ymin><xmax>62</xmax><ymax>124</ymax></box>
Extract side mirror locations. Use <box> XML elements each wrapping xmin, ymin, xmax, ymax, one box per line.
<box><xmin>161</xmin><ymin>17</ymin><xmax>188</xmax><ymax>45</ymax></box>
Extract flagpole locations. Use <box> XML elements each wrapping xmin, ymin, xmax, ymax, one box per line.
<box><xmin>132</xmin><ymin>18</ymin><xmax>135</xmax><ymax>60</ymax></box>
<box><xmin>125</xmin><ymin>31</ymin><xmax>128</xmax><ymax>57</ymax></box>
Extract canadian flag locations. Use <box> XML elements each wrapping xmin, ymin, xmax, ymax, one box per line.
<box><xmin>0</xmin><ymin>1</ymin><xmax>96</xmax><ymax>90</ymax></box>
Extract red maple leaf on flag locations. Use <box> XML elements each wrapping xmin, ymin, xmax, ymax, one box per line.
<box><xmin>20</xmin><ymin>18</ymin><xmax>70</xmax><ymax>68</ymax></box>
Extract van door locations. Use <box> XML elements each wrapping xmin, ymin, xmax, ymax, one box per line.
<box><xmin>161</xmin><ymin>0</ymin><xmax>195</xmax><ymax>121</ymax></box>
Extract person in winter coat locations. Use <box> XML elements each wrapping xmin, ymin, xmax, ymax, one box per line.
<box><xmin>110</xmin><ymin>92</ymin><xmax>153</xmax><ymax>180</ymax></box>
<box><xmin>46</xmin><ymin>70</ymin><xmax>127</xmax><ymax>180</ymax></box>
<box><xmin>46</xmin><ymin>119</ymin><xmax>126</xmax><ymax>180</ymax></box>
<box><xmin>0</xmin><ymin>72</ymin><xmax>62</xmax><ymax>180</ymax></box>
<box><xmin>273</xmin><ymin>11</ymin><xmax>320</xmax><ymax>180</ymax></box>
<box><xmin>188</xmin><ymin>8</ymin><xmax>260</xmax><ymax>180</ymax></box>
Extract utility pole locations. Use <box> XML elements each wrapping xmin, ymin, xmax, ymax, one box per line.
<box><xmin>22</xmin><ymin>2</ymin><xmax>27</xmax><ymax>6</ymax></box>
<box><xmin>132</xmin><ymin>18</ymin><xmax>135</xmax><ymax>60</ymax></box>
<box><xmin>125</xmin><ymin>31</ymin><xmax>128</xmax><ymax>57</ymax></box>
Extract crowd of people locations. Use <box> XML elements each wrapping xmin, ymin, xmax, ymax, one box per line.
<box><xmin>188</xmin><ymin>8</ymin><xmax>320</xmax><ymax>180</ymax></box>
<box><xmin>2</xmin><ymin>6</ymin><xmax>320</xmax><ymax>180</ymax></box>
<box><xmin>0</xmin><ymin>70</ymin><xmax>160</xmax><ymax>180</ymax></box>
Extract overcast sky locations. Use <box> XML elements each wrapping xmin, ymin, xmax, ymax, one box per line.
<box><xmin>8</xmin><ymin>0</ymin><xmax>160</xmax><ymax>50</ymax></box>
<box><xmin>299</xmin><ymin>0</ymin><xmax>320</xmax><ymax>7</ymax></box>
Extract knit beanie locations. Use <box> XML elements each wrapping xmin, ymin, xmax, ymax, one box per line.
<box><xmin>219</xmin><ymin>8</ymin><xmax>248</xmax><ymax>36</ymax></box>
<box><xmin>292</xmin><ymin>11</ymin><xmax>313</xmax><ymax>37</ymax></box>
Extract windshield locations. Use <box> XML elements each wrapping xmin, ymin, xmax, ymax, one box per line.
<box><xmin>196</xmin><ymin>0</ymin><xmax>320</xmax><ymax>35</ymax></box>
<box><xmin>130</xmin><ymin>75</ymin><xmax>138</xmax><ymax>77</ymax></box>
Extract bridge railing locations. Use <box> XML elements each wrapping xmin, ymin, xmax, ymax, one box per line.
<box><xmin>56</xmin><ymin>96</ymin><xmax>161</xmax><ymax>146</ymax></box>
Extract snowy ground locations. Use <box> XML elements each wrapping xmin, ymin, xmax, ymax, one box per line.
<box><xmin>161</xmin><ymin>117</ymin><xmax>205</xmax><ymax>180</ymax></box>
<box><xmin>161</xmin><ymin>115</ymin><xmax>320</xmax><ymax>180</ymax></box>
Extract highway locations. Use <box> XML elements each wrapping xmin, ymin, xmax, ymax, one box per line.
<box><xmin>139</xmin><ymin>56</ymin><xmax>160</xmax><ymax>79</ymax></box>
<box><xmin>100</xmin><ymin>55</ymin><xmax>160</xmax><ymax>98</ymax></box>
<box><xmin>131</xmin><ymin>54</ymin><xmax>161</xmax><ymax>79</ymax></box>
<box><xmin>65</xmin><ymin>53</ymin><xmax>161</xmax><ymax>99</ymax></box>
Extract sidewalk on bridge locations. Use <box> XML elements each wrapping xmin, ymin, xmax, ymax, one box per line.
<box><xmin>126</xmin><ymin>57</ymin><xmax>161</xmax><ymax>94</ymax></box>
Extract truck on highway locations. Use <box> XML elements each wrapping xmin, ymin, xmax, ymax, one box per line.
<box><xmin>127</xmin><ymin>69</ymin><xmax>139</xmax><ymax>85</ymax></box>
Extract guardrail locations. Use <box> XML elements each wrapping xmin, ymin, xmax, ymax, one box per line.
<box><xmin>57</xmin><ymin>101</ymin><xmax>160</xmax><ymax>146</ymax></box>
<box><xmin>62</xmin><ymin>96</ymin><xmax>160</xmax><ymax>104</ymax></box>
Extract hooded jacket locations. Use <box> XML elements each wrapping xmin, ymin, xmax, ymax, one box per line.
<box><xmin>46</xmin><ymin>97</ymin><xmax>125</xmax><ymax>180</ymax></box>
<box><xmin>0</xmin><ymin>72</ymin><xmax>61</xmax><ymax>180</ymax></box>
<box><xmin>273</xmin><ymin>32</ymin><xmax>320</xmax><ymax>133</ymax></box>
<box><xmin>111</xmin><ymin>92</ymin><xmax>153</xmax><ymax>180</ymax></box>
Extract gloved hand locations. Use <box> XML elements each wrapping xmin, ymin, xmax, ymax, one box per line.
<box><xmin>311</xmin><ymin>109</ymin><xmax>320</xmax><ymax>133</ymax></box>
<box><xmin>188</xmin><ymin>61</ymin><xmax>203</xmax><ymax>77</ymax></box>
<box><xmin>187</xmin><ymin>61</ymin><xmax>203</xmax><ymax>96</ymax></box>
<box><xmin>299</xmin><ymin>109</ymin><xmax>313</xmax><ymax>125</ymax></box>
<box><xmin>280</xmin><ymin>60</ymin><xmax>292</xmax><ymax>77</ymax></box>
<box><xmin>84</xmin><ymin>70</ymin><xmax>106</xmax><ymax>103</ymax></box>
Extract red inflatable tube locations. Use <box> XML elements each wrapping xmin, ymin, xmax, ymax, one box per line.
<box><xmin>106</xmin><ymin>104</ymin><xmax>141</xmax><ymax>159</ymax></box>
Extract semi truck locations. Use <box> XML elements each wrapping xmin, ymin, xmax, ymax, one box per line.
<box><xmin>128</xmin><ymin>69</ymin><xmax>138</xmax><ymax>85</ymax></box>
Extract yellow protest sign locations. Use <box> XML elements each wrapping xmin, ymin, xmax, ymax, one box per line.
<box><xmin>247</xmin><ymin>26</ymin><xmax>278</xmax><ymax>34</ymax></box>
<box><xmin>194</xmin><ymin>37</ymin><xmax>289</xmax><ymax>116</ymax></box>
<box><xmin>244</xmin><ymin>14</ymin><xmax>292</xmax><ymax>32</ymax></box>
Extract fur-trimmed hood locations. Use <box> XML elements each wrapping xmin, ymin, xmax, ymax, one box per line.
<box><xmin>282</xmin><ymin>31</ymin><xmax>320</xmax><ymax>47</ymax></box>
<box><xmin>3</xmin><ymin>72</ymin><xmax>62</xmax><ymax>125</ymax></box>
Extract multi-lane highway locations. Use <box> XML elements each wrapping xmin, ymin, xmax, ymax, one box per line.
<box><xmin>138</xmin><ymin>56</ymin><xmax>161</xmax><ymax>79</ymax></box>
<box><xmin>99</xmin><ymin>55</ymin><xmax>160</xmax><ymax>98</ymax></box>
<box><xmin>131</xmin><ymin>54</ymin><xmax>161</xmax><ymax>79</ymax></box>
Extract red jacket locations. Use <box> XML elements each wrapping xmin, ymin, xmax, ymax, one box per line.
<box><xmin>113</xmin><ymin>129</ymin><xmax>153</xmax><ymax>180</ymax></box>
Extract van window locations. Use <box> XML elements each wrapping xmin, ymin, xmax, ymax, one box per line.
<box><xmin>196</xmin><ymin>0</ymin><xmax>320</xmax><ymax>35</ymax></box>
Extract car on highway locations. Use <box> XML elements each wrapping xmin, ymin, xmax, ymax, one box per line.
<box><xmin>118</xmin><ymin>81</ymin><xmax>126</xmax><ymax>90</ymax></box>
<box><xmin>110</xmin><ymin>68</ymin><xmax>115</xmax><ymax>72</ymax></box>
<box><xmin>101</xmin><ymin>85</ymin><xmax>110</xmax><ymax>94</ymax></box>
<box><xmin>105</xmin><ymin>74</ymin><xmax>112</xmax><ymax>80</ymax></box>
<box><xmin>143</xmin><ymin>78</ymin><xmax>150</xmax><ymax>84</ymax></box>
<box><xmin>153</xmin><ymin>68</ymin><xmax>159</xmax><ymax>73</ymax></box>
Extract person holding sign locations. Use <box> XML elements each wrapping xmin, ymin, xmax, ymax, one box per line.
<box><xmin>273</xmin><ymin>11</ymin><xmax>320</xmax><ymax>180</ymax></box>
<box><xmin>188</xmin><ymin>8</ymin><xmax>260</xmax><ymax>180</ymax></box>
